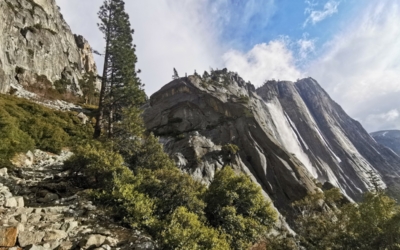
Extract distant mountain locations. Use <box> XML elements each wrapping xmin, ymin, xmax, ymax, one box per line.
<box><xmin>143</xmin><ymin>70</ymin><xmax>400</xmax><ymax>215</ymax></box>
<box><xmin>371</xmin><ymin>130</ymin><xmax>400</xmax><ymax>155</ymax></box>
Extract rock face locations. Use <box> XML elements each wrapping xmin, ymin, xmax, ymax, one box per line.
<box><xmin>0</xmin><ymin>0</ymin><xmax>97</xmax><ymax>94</ymax></box>
<box><xmin>257</xmin><ymin>78</ymin><xmax>400</xmax><ymax>199</ymax></box>
<box><xmin>371</xmin><ymin>130</ymin><xmax>400</xmax><ymax>156</ymax></box>
<box><xmin>143</xmin><ymin>70</ymin><xmax>400</xmax><ymax>214</ymax></box>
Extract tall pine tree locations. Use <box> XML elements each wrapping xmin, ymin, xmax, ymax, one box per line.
<box><xmin>94</xmin><ymin>0</ymin><xmax>146</xmax><ymax>138</ymax></box>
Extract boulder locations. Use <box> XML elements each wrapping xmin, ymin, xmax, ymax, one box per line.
<box><xmin>18</xmin><ymin>231</ymin><xmax>45</xmax><ymax>247</ymax></box>
<box><xmin>79</xmin><ymin>235</ymin><xmax>106</xmax><ymax>249</ymax></box>
<box><xmin>0</xmin><ymin>227</ymin><xmax>18</xmax><ymax>247</ymax></box>
<box><xmin>5</xmin><ymin>197</ymin><xmax>24</xmax><ymax>208</ymax></box>
<box><xmin>0</xmin><ymin>168</ymin><xmax>7</xmax><ymax>177</ymax></box>
<box><xmin>43</xmin><ymin>230</ymin><xmax>67</xmax><ymax>242</ymax></box>
<box><xmin>77</xmin><ymin>112</ymin><xmax>89</xmax><ymax>124</ymax></box>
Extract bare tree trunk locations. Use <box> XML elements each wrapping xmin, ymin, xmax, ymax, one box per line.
<box><xmin>108</xmin><ymin>62</ymin><xmax>115</xmax><ymax>138</ymax></box>
<box><xmin>94</xmin><ymin>9</ymin><xmax>112</xmax><ymax>139</ymax></box>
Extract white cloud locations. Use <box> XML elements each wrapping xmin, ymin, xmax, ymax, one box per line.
<box><xmin>365</xmin><ymin>109</ymin><xmax>400</xmax><ymax>132</ymax></box>
<box><xmin>304</xmin><ymin>0</ymin><xmax>340</xmax><ymax>26</ymax></box>
<box><xmin>297</xmin><ymin>35</ymin><xmax>316</xmax><ymax>60</ymax></box>
<box><xmin>308</xmin><ymin>1</ymin><xmax>400</xmax><ymax>132</ymax></box>
<box><xmin>223</xmin><ymin>40</ymin><xmax>303</xmax><ymax>86</ymax></box>
<box><xmin>57</xmin><ymin>0</ymin><xmax>223</xmax><ymax>95</ymax></box>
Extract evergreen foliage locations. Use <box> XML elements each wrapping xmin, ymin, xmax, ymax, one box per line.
<box><xmin>79</xmin><ymin>72</ymin><xmax>99</xmax><ymax>105</ymax></box>
<box><xmin>172</xmin><ymin>68</ymin><xmax>179</xmax><ymax>80</ymax></box>
<box><xmin>161</xmin><ymin>207</ymin><xmax>230</xmax><ymax>250</ymax></box>
<box><xmin>0</xmin><ymin>94</ymin><xmax>93</xmax><ymax>167</ymax></box>
<box><xmin>94</xmin><ymin>0</ymin><xmax>146</xmax><ymax>138</ymax></box>
<box><xmin>205</xmin><ymin>167</ymin><xmax>277</xmax><ymax>249</ymax></box>
<box><xmin>268</xmin><ymin>187</ymin><xmax>400</xmax><ymax>250</ymax></box>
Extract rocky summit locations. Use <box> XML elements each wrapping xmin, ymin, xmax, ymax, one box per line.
<box><xmin>143</xmin><ymin>70</ymin><xmax>400</xmax><ymax>213</ymax></box>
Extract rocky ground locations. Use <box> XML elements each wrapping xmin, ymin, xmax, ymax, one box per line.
<box><xmin>0</xmin><ymin>149</ymin><xmax>155</xmax><ymax>250</ymax></box>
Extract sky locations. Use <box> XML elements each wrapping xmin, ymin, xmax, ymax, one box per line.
<box><xmin>57</xmin><ymin>0</ymin><xmax>400</xmax><ymax>133</ymax></box>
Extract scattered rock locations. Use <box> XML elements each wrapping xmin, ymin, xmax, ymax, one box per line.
<box><xmin>77</xmin><ymin>112</ymin><xmax>89</xmax><ymax>124</ymax></box>
<box><xmin>0</xmin><ymin>168</ymin><xmax>8</xmax><ymax>177</ymax></box>
<box><xmin>43</xmin><ymin>230</ymin><xmax>67</xmax><ymax>242</ymax></box>
<box><xmin>18</xmin><ymin>231</ymin><xmax>45</xmax><ymax>247</ymax></box>
<box><xmin>1</xmin><ymin>148</ymin><xmax>153</xmax><ymax>249</ymax></box>
<box><xmin>79</xmin><ymin>235</ymin><xmax>106</xmax><ymax>249</ymax></box>
<box><xmin>5</xmin><ymin>197</ymin><xmax>24</xmax><ymax>208</ymax></box>
<box><xmin>37</xmin><ymin>193</ymin><xmax>59</xmax><ymax>203</ymax></box>
<box><xmin>0</xmin><ymin>227</ymin><xmax>18</xmax><ymax>247</ymax></box>
<box><xmin>56</xmin><ymin>241</ymin><xmax>73</xmax><ymax>250</ymax></box>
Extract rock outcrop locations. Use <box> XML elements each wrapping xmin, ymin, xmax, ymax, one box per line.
<box><xmin>0</xmin><ymin>0</ymin><xmax>97</xmax><ymax>95</ymax></box>
<box><xmin>143</xmin><ymin>70</ymin><xmax>400</xmax><ymax>214</ymax></box>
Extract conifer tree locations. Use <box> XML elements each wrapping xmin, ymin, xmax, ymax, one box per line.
<box><xmin>172</xmin><ymin>68</ymin><xmax>179</xmax><ymax>80</ymax></box>
<box><xmin>94</xmin><ymin>0</ymin><xmax>145</xmax><ymax>138</ymax></box>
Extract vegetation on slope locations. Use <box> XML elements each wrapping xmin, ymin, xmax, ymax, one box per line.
<box><xmin>65</xmin><ymin>134</ymin><xmax>277</xmax><ymax>249</ymax></box>
<box><xmin>0</xmin><ymin>94</ymin><xmax>93</xmax><ymax>167</ymax></box>
<box><xmin>267</xmin><ymin>186</ymin><xmax>400</xmax><ymax>250</ymax></box>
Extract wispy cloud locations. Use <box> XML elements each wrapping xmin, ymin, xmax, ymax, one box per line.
<box><xmin>57</xmin><ymin>0</ymin><xmax>276</xmax><ymax>95</ymax></box>
<box><xmin>308</xmin><ymin>1</ymin><xmax>400</xmax><ymax>132</ymax></box>
<box><xmin>223</xmin><ymin>39</ymin><xmax>303</xmax><ymax>86</ymax></box>
<box><xmin>304</xmin><ymin>0</ymin><xmax>340</xmax><ymax>27</ymax></box>
<box><xmin>297</xmin><ymin>34</ymin><xmax>316</xmax><ymax>60</ymax></box>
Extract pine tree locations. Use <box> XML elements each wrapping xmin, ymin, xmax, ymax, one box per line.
<box><xmin>172</xmin><ymin>68</ymin><xmax>179</xmax><ymax>80</ymax></box>
<box><xmin>94</xmin><ymin>0</ymin><xmax>145</xmax><ymax>138</ymax></box>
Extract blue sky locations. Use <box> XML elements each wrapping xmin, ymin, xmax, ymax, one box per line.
<box><xmin>58</xmin><ymin>0</ymin><xmax>400</xmax><ymax>132</ymax></box>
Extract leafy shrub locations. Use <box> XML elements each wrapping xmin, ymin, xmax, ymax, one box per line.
<box><xmin>285</xmin><ymin>187</ymin><xmax>400</xmax><ymax>250</ymax></box>
<box><xmin>222</xmin><ymin>143</ymin><xmax>240</xmax><ymax>155</ymax></box>
<box><xmin>137</xmin><ymin>168</ymin><xmax>206</xmax><ymax>220</ymax></box>
<box><xmin>0</xmin><ymin>94</ymin><xmax>93</xmax><ymax>165</ymax></box>
<box><xmin>204</xmin><ymin>167</ymin><xmax>277</xmax><ymax>249</ymax></box>
<box><xmin>54</xmin><ymin>78</ymin><xmax>71</xmax><ymax>94</ymax></box>
<box><xmin>160</xmin><ymin>207</ymin><xmax>230</xmax><ymax>250</ymax></box>
<box><xmin>64</xmin><ymin>142</ymin><xmax>126</xmax><ymax>188</ymax></box>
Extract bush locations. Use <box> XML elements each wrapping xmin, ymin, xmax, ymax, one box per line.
<box><xmin>137</xmin><ymin>168</ymin><xmax>206</xmax><ymax>220</ymax></box>
<box><xmin>64</xmin><ymin>142</ymin><xmax>126</xmax><ymax>188</ymax></box>
<box><xmin>160</xmin><ymin>207</ymin><xmax>230</xmax><ymax>250</ymax></box>
<box><xmin>222</xmin><ymin>143</ymin><xmax>240</xmax><ymax>155</ymax></box>
<box><xmin>238</xmin><ymin>94</ymin><xmax>250</xmax><ymax>104</ymax></box>
<box><xmin>0</xmin><ymin>94</ymin><xmax>93</xmax><ymax>164</ymax></box>
<box><xmin>204</xmin><ymin>167</ymin><xmax>277</xmax><ymax>249</ymax></box>
<box><xmin>287</xmin><ymin>188</ymin><xmax>400</xmax><ymax>250</ymax></box>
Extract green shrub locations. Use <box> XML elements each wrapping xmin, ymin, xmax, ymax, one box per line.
<box><xmin>222</xmin><ymin>143</ymin><xmax>240</xmax><ymax>155</ymax></box>
<box><xmin>0</xmin><ymin>94</ymin><xmax>93</xmax><ymax>164</ymax></box>
<box><xmin>287</xmin><ymin>187</ymin><xmax>400</xmax><ymax>250</ymax></box>
<box><xmin>175</xmin><ymin>133</ymin><xmax>186</xmax><ymax>140</ymax></box>
<box><xmin>137</xmin><ymin>168</ymin><xmax>206</xmax><ymax>220</ymax></box>
<box><xmin>205</xmin><ymin>167</ymin><xmax>277</xmax><ymax>249</ymax></box>
<box><xmin>28</xmin><ymin>49</ymin><xmax>35</xmax><ymax>57</ymax></box>
<box><xmin>54</xmin><ymin>78</ymin><xmax>71</xmax><ymax>94</ymax></box>
<box><xmin>160</xmin><ymin>207</ymin><xmax>230</xmax><ymax>250</ymax></box>
<box><xmin>64</xmin><ymin>142</ymin><xmax>126</xmax><ymax>188</ymax></box>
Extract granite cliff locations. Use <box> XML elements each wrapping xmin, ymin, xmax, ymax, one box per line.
<box><xmin>0</xmin><ymin>0</ymin><xmax>97</xmax><ymax>95</ymax></box>
<box><xmin>143</xmin><ymin>70</ymin><xmax>400</xmax><ymax>213</ymax></box>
